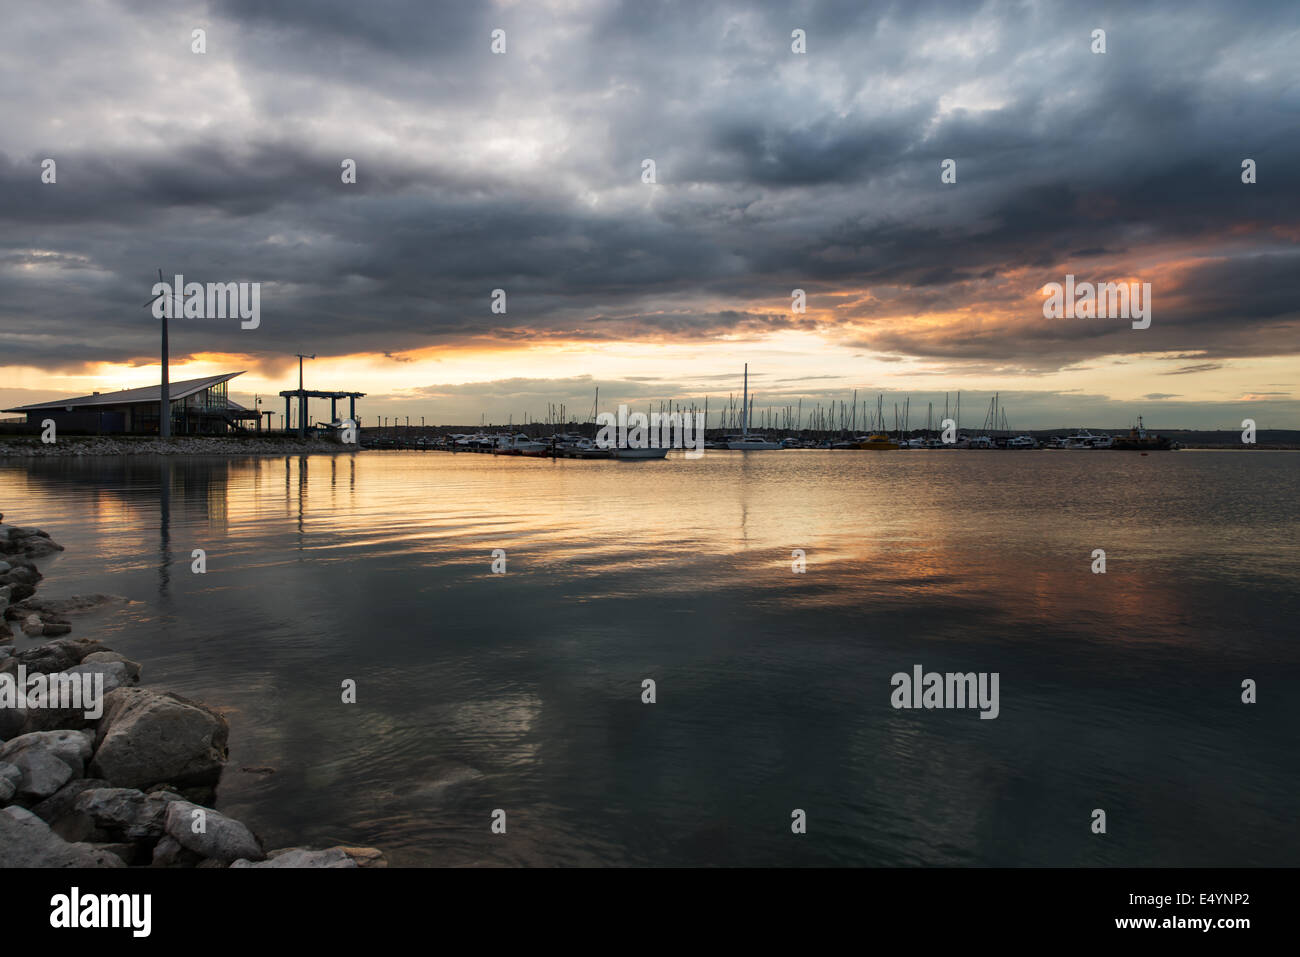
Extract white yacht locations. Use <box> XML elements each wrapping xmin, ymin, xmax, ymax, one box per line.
<box><xmin>1063</xmin><ymin>430</ymin><xmax>1111</xmax><ymax>449</ymax></box>
<box><xmin>495</xmin><ymin>433</ymin><xmax>548</xmax><ymax>454</ymax></box>
<box><xmin>725</xmin><ymin>435</ymin><xmax>783</xmax><ymax>450</ymax></box>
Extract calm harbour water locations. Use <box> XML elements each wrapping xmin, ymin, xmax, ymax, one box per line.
<box><xmin>2</xmin><ymin>449</ymin><xmax>1297</xmax><ymax>866</ymax></box>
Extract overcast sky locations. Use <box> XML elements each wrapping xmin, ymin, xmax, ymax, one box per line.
<box><xmin>1</xmin><ymin>0</ymin><xmax>1297</xmax><ymax>428</ymax></box>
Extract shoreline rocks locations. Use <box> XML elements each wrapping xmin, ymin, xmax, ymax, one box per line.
<box><xmin>0</xmin><ymin>806</ymin><xmax>128</xmax><ymax>868</ymax></box>
<box><xmin>230</xmin><ymin>846</ymin><xmax>386</xmax><ymax>868</ymax></box>
<box><xmin>0</xmin><ymin>513</ymin><xmax>388</xmax><ymax>868</ymax></box>
<box><xmin>0</xmin><ymin>525</ymin><xmax>64</xmax><ymax>559</ymax></box>
<box><xmin>0</xmin><ymin>437</ymin><xmax>356</xmax><ymax>458</ymax></box>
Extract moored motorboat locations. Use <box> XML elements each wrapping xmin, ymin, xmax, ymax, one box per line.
<box><xmin>852</xmin><ymin>433</ymin><xmax>900</xmax><ymax>450</ymax></box>
<box><xmin>495</xmin><ymin>433</ymin><xmax>548</xmax><ymax>454</ymax></box>
<box><xmin>1060</xmin><ymin>430</ymin><xmax>1109</xmax><ymax>449</ymax></box>
<box><xmin>557</xmin><ymin>436</ymin><xmax>612</xmax><ymax>458</ymax></box>
<box><xmin>725</xmin><ymin>434</ymin><xmax>783</xmax><ymax>450</ymax></box>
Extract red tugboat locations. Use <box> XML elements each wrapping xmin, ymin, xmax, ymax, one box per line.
<box><xmin>1111</xmin><ymin>416</ymin><xmax>1173</xmax><ymax>450</ymax></box>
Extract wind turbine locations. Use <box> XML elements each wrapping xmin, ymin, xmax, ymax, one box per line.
<box><xmin>142</xmin><ymin>268</ymin><xmax>183</xmax><ymax>438</ymax></box>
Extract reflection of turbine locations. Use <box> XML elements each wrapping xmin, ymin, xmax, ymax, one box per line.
<box><xmin>157</xmin><ymin>458</ymin><xmax>172</xmax><ymax>599</ymax></box>
<box><xmin>141</xmin><ymin>268</ymin><xmax>182</xmax><ymax>438</ymax></box>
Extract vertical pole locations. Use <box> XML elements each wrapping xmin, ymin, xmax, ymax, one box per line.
<box><xmin>295</xmin><ymin>354</ymin><xmax>314</xmax><ymax>438</ymax></box>
<box><xmin>159</xmin><ymin>313</ymin><xmax>170</xmax><ymax>438</ymax></box>
<box><xmin>741</xmin><ymin>363</ymin><xmax>748</xmax><ymax>436</ymax></box>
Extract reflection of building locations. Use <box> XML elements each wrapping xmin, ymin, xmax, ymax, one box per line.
<box><xmin>3</xmin><ymin>372</ymin><xmax>258</xmax><ymax>434</ymax></box>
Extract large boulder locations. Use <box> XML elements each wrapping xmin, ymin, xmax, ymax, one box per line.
<box><xmin>0</xmin><ymin>733</ymin><xmax>94</xmax><ymax>790</ymax></box>
<box><xmin>22</xmin><ymin>539</ymin><xmax>63</xmax><ymax>558</ymax></box>
<box><xmin>81</xmin><ymin>651</ymin><xmax>142</xmax><ymax>680</ymax></box>
<box><xmin>0</xmin><ymin>805</ymin><xmax>125</xmax><ymax>867</ymax></box>
<box><xmin>163</xmin><ymin>800</ymin><xmax>264</xmax><ymax>862</ymax></box>
<box><xmin>0</xmin><ymin>527</ymin><xmax>63</xmax><ymax>560</ymax></box>
<box><xmin>90</xmin><ymin>688</ymin><xmax>228</xmax><ymax>789</ymax></box>
<box><xmin>9</xmin><ymin>748</ymin><xmax>75</xmax><ymax>801</ymax></box>
<box><xmin>0</xmin><ymin>729</ymin><xmax>94</xmax><ymax>771</ymax></box>
<box><xmin>75</xmin><ymin>787</ymin><xmax>181</xmax><ymax>841</ymax></box>
<box><xmin>64</xmin><ymin>660</ymin><xmax>132</xmax><ymax>694</ymax></box>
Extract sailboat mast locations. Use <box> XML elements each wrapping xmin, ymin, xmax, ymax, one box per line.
<box><xmin>742</xmin><ymin>363</ymin><xmax>749</xmax><ymax>436</ymax></box>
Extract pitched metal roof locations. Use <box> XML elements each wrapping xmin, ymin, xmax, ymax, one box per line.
<box><xmin>3</xmin><ymin>372</ymin><xmax>245</xmax><ymax>412</ymax></box>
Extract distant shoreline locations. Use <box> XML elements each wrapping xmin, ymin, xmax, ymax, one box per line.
<box><xmin>2</xmin><ymin>434</ymin><xmax>1300</xmax><ymax>455</ymax></box>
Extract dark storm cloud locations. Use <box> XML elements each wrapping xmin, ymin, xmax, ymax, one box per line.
<box><xmin>1</xmin><ymin>0</ymin><xmax>1297</xmax><ymax>371</ymax></box>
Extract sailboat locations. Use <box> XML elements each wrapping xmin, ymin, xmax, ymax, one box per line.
<box><xmin>725</xmin><ymin>364</ymin><xmax>782</xmax><ymax>449</ymax></box>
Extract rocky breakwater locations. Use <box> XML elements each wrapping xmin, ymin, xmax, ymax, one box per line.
<box><xmin>0</xmin><ymin>514</ymin><xmax>386</xmax><ymax>868</ymax></box>
<box><xmin>0</xmin><ymin>436</ymin><xmax>355</xmax><ymax>458</ymax></box>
